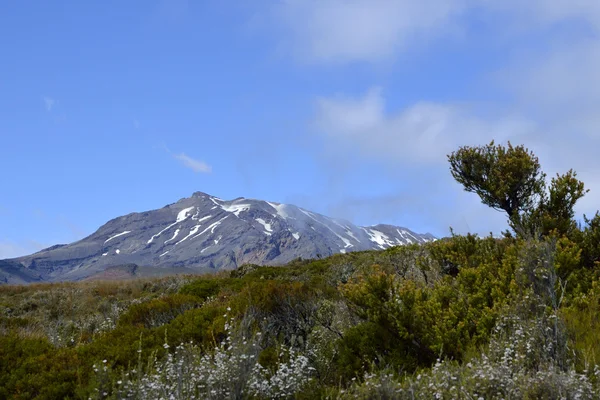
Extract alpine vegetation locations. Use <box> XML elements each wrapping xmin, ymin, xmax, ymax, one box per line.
<box><xmin>94</xmin><ymin>315</ymin><xmax>315</xmax><ymax>399</ymax></box>
<box><xmin>2</xmin><ymin>142</ymin><xmax>600</xmax><ymax>399</ymax></box>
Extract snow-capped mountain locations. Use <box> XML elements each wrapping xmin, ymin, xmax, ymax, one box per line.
<box><xmin>0</xmin><ymin>192</ymin><xmax>435</xmax><ymax>283</ymax></box>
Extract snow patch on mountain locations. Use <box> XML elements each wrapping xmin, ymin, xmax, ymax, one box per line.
<box><xmin>176</xmin><ymin>225</ymin><xmax>202</xmax><ymax>245</ymax></box>
<box><xmin>340</xmin><ymin>236</ymin><xmax>353</xmax><ymax>248</ymax></box>
<box><xmin>256</xmin><ymin>218</ymin><xmax>273</xmax><ymax>235</ymax></box>
<box><xmin>267</xmin><ymin>201</ymin><xmax>289</xmax><ymax>219</ymax></box>
<box><xmin>148</xmin><ymin>207</ymin><xmax>195</xmax><ymax>244</ymax></box>
<box><xmin>104</xmin><ymin>231</ymin><xmax>131</xmax><ymax>244</ymax></box>
<box><xmin>363</xmin><ymin>228</ymin><xmax>395</xmax><ymax>249</ymax></box>
<box><xmin>164</xmin><ymin>229</ymin><xmax>180</xmax><ymax>244</ymax></box>
<box><xmin>177</xmin><ymin>207</ymin><xmax>196</xmax><ymax>222</ymax></box>
<box><xmin>221</xmin><ymin>203</ymin><xmax>250</xmax><ymax>217</ymax></box>
<box><xmin>191</xmin><ymin>216</ymin><xmax>228</xmax><ymax>240</ymax></box>
<box><xmin>196</xmin><ymin>215</ymin><xmax>212</xmax><ymax>223</ymax></box>
<box><xmin>395</xmin><ymin>229</ymin><xmax>414</xmax><ymax>244</ymax></box>
<box><xmin>346</xmin><ymin>230</ymin><xmax>360</xmax><ymax>243</ymax></box>
<box><xmin>300</xmin><ymin>209</ymin><xmax>352</xmax><ymax>248</ymax></box>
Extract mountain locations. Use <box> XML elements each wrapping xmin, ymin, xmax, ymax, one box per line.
<box><xmin>0</xmin><ymin>192</ymin><xmax>435</xmax><ymax>284</ymax></box>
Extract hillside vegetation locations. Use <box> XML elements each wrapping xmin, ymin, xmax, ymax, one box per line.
<box><xmin>2</xmin><ymin>142</ymin><xmax>600</xmax><ymax>399</ymax></box>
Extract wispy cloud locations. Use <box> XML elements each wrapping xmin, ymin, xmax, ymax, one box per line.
<box><xmin>158</xmin><ymin>144</ymin><xmax>212</xmax><ymax>174</ymax></box>
<box><xmin>43</xmin><ymin>96</ymin><xmax>56</xmax><ymax>111</ymax></box>
<box><xmin>133</xmin><ymin>119</ymin><xmax>140</xmax><ymax>129</ymax></box>
<box><xmin>314</xmin><ymin>87</ymin><xmax>535</xmax><ymax>165</ymax></box>
<box><xmin>159</xmin><ymin>144</ymin><xmax>212</xmax><ymax>173</ymax></box>
<box><xmin>312</xmin><ymin>81</ymin><xmax>600</xmax><ymax>233</ymax></box>
<box><xmin>266</xmin><ymin>0</ymin><xmax>467</xmax><ymax>64</ymax></box>
<box><xmin>312</xmin><ymin>87</ymin><xmax>536</xmax><ymax>235</ymax></box>
<box><xmin>173</xmin><ymin>153</ymin><xmax>212</xmax><ymax>173</ymax></box>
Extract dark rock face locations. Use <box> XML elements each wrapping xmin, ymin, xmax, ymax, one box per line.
<box><xmin>1</xmin><ymin>192</ymin><xmax>435</xmax><ymax>283</ymax></box>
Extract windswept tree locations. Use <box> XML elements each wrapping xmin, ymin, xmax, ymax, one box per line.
<box><xmin>448</xmin><ymin>141</ymin><xmax>587</xmax><ymax>238</ymax></box>
<box><xmin>448</xmin><ymin>141</ymin><xmax>546</xmax><ymax>220</ymax></box>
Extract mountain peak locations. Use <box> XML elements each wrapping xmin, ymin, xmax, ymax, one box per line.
<box><xmin>191</xmin><ymin>191</ymin><xmax>213</xmax><ymax>199</ymax></box>
<box><xmin>2</xmin><ymin>191</ymin><xmax>434</xmax><ymax>284</ymax></box>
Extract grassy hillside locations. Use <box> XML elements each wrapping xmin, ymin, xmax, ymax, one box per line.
<box><xmin>2</xmin><ymin>233</ymin><xmax>600</xmax><ymax>399</ymax></box>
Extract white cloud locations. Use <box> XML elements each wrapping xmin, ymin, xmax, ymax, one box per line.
<box><xmin>271</xmin><ymin>0</ymin><xmax>467</xmax><ymax>64</ymax></box>
<box><xmin>266</xmin><ymin>0</ymin><xmax>600</xmax><ymax>65</ymax></box>
<box><xmin>133</xmin><ymin>119</ymin><xmax>140</xmax><ymax>129</ymax></box>
<box><xmin>312</xmin><ymin>88</ymin><xmax>539</xmax><ymax>235</ymax></box>
<box><xmin>312</xmin><ymin>83</ymin><xmax>600</xmax><ymax>233</ymax></box>
<box><xmin>174</xmin><ymin>153</ymin><xmax>212</xmax><ymax>173</ymax></box>
<box><xmin>315</xmin><ymin>87</ymin><xmax>536</xmax><ymax>164</ymax></box>
<box><xmin>43</xmin><ymin>96</ymin><xmax>55</xmax><ymax>111</ymax></box>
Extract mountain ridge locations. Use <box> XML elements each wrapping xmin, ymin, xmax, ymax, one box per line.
<box><xmin>1</xmin><ymin>191</ymin><xmax>435</xmax><ymax>284</ymax></box>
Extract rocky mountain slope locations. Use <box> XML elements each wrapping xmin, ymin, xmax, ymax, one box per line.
<box><xmin>1</xmin><ymin>192</ymin><xmax>435</xmax><ymax>283</ymax></box>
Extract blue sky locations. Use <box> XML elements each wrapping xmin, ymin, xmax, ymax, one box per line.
<box><xmin>2</xmin><ymin>0</ymin><xmax>600</xmax><ymax>258</ymax></box>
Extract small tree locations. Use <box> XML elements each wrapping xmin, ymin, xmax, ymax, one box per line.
<box><xmin>448</xmin><ymin>141</ymin><xmax>546</xmax><ymax>221</ymax></box>
<box><xmin>448</xmin><ymin>141</ymin><xmax>586</xmax><ymax>238</ymax></box>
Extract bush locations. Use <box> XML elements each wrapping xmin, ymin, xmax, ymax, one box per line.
<box><xmin>118</xmin><ymin>294</ymin><xmax>199</xmax><ymax>329</ymax></box>
<box><xmin>179</xmin><ymin>278</ymin><xmax>222</xmax><ymax>300</ymax></box>
<box><xmin>0</xmin><ymin>335</ymin><xmax>81</xmax><ymax>399</ymax></box>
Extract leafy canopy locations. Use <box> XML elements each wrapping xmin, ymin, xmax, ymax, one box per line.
<box><xmin>448</xmin><ymin>141</ymin><xmax>546</xmax><ymax>219</ymax></box>
<box><xmin>448</xmin><ymin>141</ymin><xmax>587</xmax><ymax>238</ymax></box>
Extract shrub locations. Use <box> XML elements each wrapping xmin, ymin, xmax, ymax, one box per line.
<box><xmin>118</xmin><ymin>294</ymin><xmax>199</xmax><ymax>329</ymax></box>
<box><xmin>178</xmin><ymin>278</ymin><xmax>222</xmax><ymax>300</ymax></box>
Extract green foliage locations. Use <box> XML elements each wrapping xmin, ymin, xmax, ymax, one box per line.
<box><xmin>257</xmin><ymin>345</ymin><xmax>279</xmax><ymax>370</ymax></box>
<box><xmin>337</xmin><ymin>236</ymin><xmax>519</xmax><ymax>378</ymax></box>
<box><xmin>178</xmin><ymin>278</ymin><xmax>222</xmax><ymax>300</ymax></box>
<box><xmin>576</xmin><ymin>212</ymin><xmax>600</xmax><ymax>269</ymax></box>
<box><xmin>2</xmin><ymin>216</ymin><xmax>600</xmax><ymax>397</ymax></box>
<box><xmin>518</xmin><ymin>170</ymin><xmax>588</xmax><ymax>238</ymax></box>
<box><xmin>160</xmin><ymin>303</ymin><xmax>227</xmax><ymax>347</ymax></box>
<box><xmin>448</xmin><ymin>141</ymin><xmax>546</xmax><ymax>219</ymax></box>
<box><xmin>554</xmin><ymin>237</ymin><xmax>582</xmax><ymax>280</ymax></box>
<box><xmin>448</xmin><ymin>142</ymin><xmax>587</xmax><ymax>240</ymax></box>
<box><xmin>539</xmin><ymin>170</ymin><xmax>588</xmax><ymax>237</ymax></box>
<box><xmin>562</xmin><ymin>279</ymin><xmax>600</xmax><ymax>367</ymax></box>
<box><xmin>0</xmin><ymin>335</ymin><xmax>81</xmax><ymax>400</ymax></box>
<box><xmin>118</xmin><ymin>294</ymin><xmax>199</xmax><ymax>328</ymax></box>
